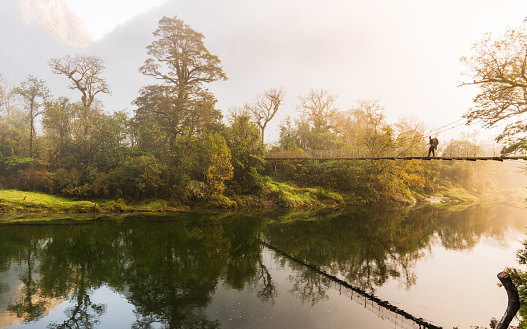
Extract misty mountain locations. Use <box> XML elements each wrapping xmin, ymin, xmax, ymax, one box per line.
<box><xmin>0</xmin><ymin>0</ymin><xmax>92</xmax><ymax>98</ymax></box>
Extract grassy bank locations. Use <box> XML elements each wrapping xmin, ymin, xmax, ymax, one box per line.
<box><xmin>0</xmin><ymin>182</ymin><xmax>346</xmax><ymax>215</ymax></box>
<box><xmin>0</xmin><ymin>179</ymin><xmax>506</xmax><ymax>216</ymax></box>
<box><xmin>0</xmin><ymin>190</ymin><xmax>101</xmax><ymax>213</ymax></box>
<box><xmin>0</xmin><ymin>190</ymin><xmax>192</xmax><ymax>214</ymax></box>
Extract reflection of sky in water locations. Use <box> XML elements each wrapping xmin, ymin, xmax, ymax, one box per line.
<box><xmin>376</xmin><ymin>234</ymin><xmax>525</xmax><ymax>328</ymax></box>
<box><xmin>6</xmin><ymin>286</ymin><xmax>140</xmax><ymax>329</ymax></box>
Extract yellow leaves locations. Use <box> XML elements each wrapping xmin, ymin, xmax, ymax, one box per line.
<box><xmin>202</xmin><ymin>133</ymin><xmax>233</xmax><ymax>195</ymax></box>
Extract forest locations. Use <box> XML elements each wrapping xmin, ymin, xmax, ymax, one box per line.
<box><xmin>0</xmin><ymin>16</ymin><xmax>526</xmax><ymax>209</ymax></box>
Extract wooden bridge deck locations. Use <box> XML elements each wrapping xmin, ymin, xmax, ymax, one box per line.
<box><xmin>264</xmin><ymin>156</ymin><xmax>527</xmax><ymax>161</ymax></box>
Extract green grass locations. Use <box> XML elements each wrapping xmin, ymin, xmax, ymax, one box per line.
<box><xmin>133</xmin><ymin>199</ymin><xmax>189</xmax><ymax>212</ymax></box>
<box><xmin>266</xmin><ymin>181</ymin><xmax>345</xmax><ymax>208</ymax></box>
<box><xmin>0</xmin><ymin>190</ymin><xmax>101</xmax><ymax>213</ymax></box>
<box><xmin>437</xmin><ymin>187</ymin><xmax>479</xmax><ymax>203</ymax></box>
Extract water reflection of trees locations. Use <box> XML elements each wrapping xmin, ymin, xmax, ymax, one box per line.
<box><xmin>0</xmin><ymin>213</ymin><xmax>267</xmax><ymax>328</ymax></box>
<box><xmin>287</xmin><ymin>261</ymin><xmax>331</xmax><ymax>306</ymax></box>
<box><xmin>263</xmin><ymin>205</ymin><xmax>522</xmax><ymax>295</ymax></box>
<box><xmin>7</xmin><ymin>240</ymin><xmax>47</xmax><ymax>322</ymax></box>
<box><xmin>0</xmin><ymin>205</ymin><xmax>521</xmax><ymax>326</ymax></box>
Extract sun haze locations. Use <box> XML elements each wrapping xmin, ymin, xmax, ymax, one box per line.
<box><xmin>63</xmin><ymin>0</ymin><xmax>169</xmax><ymax>40</ymax></box>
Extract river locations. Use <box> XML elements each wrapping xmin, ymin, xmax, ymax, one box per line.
<box><xmin>0</xmin><ymin>204</ymin><xmax>526</xmax><ymax>328</ymax></box>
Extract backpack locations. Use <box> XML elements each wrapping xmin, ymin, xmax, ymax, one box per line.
<box><xmin>432</xmin><ymin>138</ymin><xmax>439</xmax><ymax>149</ymax></box>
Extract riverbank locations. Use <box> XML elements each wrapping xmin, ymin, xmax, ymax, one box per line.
<box><xmin>0</xmin><ymin>183</ymin><xmax>346</xmax><ymax>214</ymax></box>
<box><xmin>1</xmin><ymin>180</ymin><xmax>522</xmax><ymax>216</ymax></box>
<box><xmin>0</xmin><ymin>189</ymin><xmax>184</xmax><ymax>214</ymax></box>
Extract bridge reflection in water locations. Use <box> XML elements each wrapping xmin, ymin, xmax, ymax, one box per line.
<box><xmin>262</xmin><ymin>242</ymin><xmax>442</xmax><ymax>329</ymax></box>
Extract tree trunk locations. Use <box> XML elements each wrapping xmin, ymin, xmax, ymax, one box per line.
<box><xmin>496</xmin><ymin>271</ymin><xmax>520</xmax><ymax>329</ymax></box>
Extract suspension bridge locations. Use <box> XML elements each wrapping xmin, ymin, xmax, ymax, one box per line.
<box><xmin>264</xmin><ymin>154</ymin><xmax>527</xmax><ymax>161</ymax></box>
<box><xmin>265</xmin><ymin>117</ymin><xmax>527</xmax><ymax>162</ymax></box>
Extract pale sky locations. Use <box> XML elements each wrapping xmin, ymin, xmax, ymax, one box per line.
<box><xmin>64</xmin><ymin>0</ymin><xmax>527</xmax><ymax>46</ymax></box>
<box><xmin>64</xmin><ymin>0</ymin><xmax>169</xmax><ymax>40</ymax></box>
<box><xmin>60</xmin><ymin>0</ymin><xmax>527</xmax><ymax>143</ymax></box>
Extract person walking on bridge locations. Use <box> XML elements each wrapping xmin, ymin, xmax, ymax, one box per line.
<box><xmin>428</xmin><ymin>136</ymin><xmax>438</xmax><ymax>157</ymax></box>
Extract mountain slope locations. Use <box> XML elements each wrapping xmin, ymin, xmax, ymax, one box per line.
<box><xmin>0</xmin><ymin>0</ymin><xmax>93</xmax><ymax>98</ymax></box>
<box><xmin>13</xmin><ymin>0</ymin><xmax>92</xmax><ymax>47</ymax></box>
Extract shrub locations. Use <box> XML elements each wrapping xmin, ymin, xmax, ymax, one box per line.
<box><xmin>184</xmin><ymin>180</ymin><xmax>209</xmax><ymax>201</ymax></box>
<box><xmin>18</xmin><ymin>169</ymin><xmax>53</xmax><ymax>193</ymax></box>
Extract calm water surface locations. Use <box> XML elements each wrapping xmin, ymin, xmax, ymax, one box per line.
<box><xmin>0</xmin><ymin>204</ymin><xmax>526</xmax><ymax>329</ymax></box>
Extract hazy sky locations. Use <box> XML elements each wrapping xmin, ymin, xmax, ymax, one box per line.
<box><xmin>60</xmin><ymin>0</ymin><xmax>527</xmax><ymax>143</ymax></box>
<box><xmin>63</xmin><ymin>0</ymin><xmax>527</xmax><ymax>45</ymax></box>
<box><xmin>64</xmin><ymin>0</ymin><xmax>168</xmax><ymax>40</ymax></box>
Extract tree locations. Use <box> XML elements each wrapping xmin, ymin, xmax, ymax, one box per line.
<box><xmin>225</xmin><ymin>114</ymin><xmax>265</xmax><ymax>195</ymax></box>
<box><xmin>248</xmin><ymin>88</ymin><xmax>285</xmax><ymax>145</ymax></box>
<box><xmin>140</xmin><ymin>16</ymin><xmax>227</xmax><ymax>89</ymax></box>
<box><xmin>13</xmin><ymin>76</ymin><xmax>50</xmax><ymax>158</ymax></box>
<box><xmin>89</xmin><ymin>110</ymin><xmax>131</xmax><ymax>172</ymax></box>
<box><xmin>442</xmin><ymin>133</ymin><xmax>482</xmax><ymax>158</ymax></box>
<box><xmin>200</xmin><ymin>133</ymin><xmax>233</xmax><ymax>195</ymax></box>
<box><xmin>348</xmin><ymin>100</ymin><xmax>393</xmax><ymax>157</ymax></box>
<box><xmin>296</xmin><ymin>88</ymin><xmax>339</xmax><ymax>150</ymax></box>
<box><xmin>133</xmin><ymin>87</ymin><xmax>222</xmax><ymax>160</ymax></box>
<box><xmin>42</xmin><ymin>97</ymin><xmax>74</xmax><ymax>168</ymax></box>
<box><xmin>134</xmin><ymin>16</ymin><xmax>226</xmax><ymax>158</ymax></box>
<box><xmin>298</xmin><ymin>88</ymin><xmax>338</xmax><ymax>131</ymax></box>
<box><xmin>392</xmin><ymin>116</ymin><xmax>426</xmax><ymax>157</ymax></box>
<box><xmin>0</xmin><ymin>108</ymin><xmax>29</xmax><ymax>159</ymax></box>
<box><xmin>277</xmin><ymin>117</ymin><xmax>302</xmax><ymax>152</ymax></box>
<box><xmin>49</xmin><ymin>54</ymin><xmax>110</xmax><ymax>109</ymax></box>
<box><xmin>49</xmin><ymin>55</ymin><xmax>113</xmax><ymax>169</ymax></box>
<box><xmin>0</xmin><ymin>75</ymin><xmax>25</xmax><ymax>158</ymax></box>
<box><xmin>0</xmin><ymin>74</ymin><xmax>18</xmax><ymax>121</ymax></box>
<box><xmin>461</xmin><ymin>23</ymin><xmax>527</xmax><ymax>154</ymax></box>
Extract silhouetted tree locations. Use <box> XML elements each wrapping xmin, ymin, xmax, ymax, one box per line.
<box><xmin>49</xmin><ymin>54</ymin><xmax>110</xmax><ymax>109</ymax></box>
<box><xmin>248</xmin><ymin>87</ymin><xmax>285</xmax><ymax>145</ymax></box>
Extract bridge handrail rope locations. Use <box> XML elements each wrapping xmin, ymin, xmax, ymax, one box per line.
<box><xmin>266</xmin><ymin>116</ymin><xmax>519</xmax><ymax>160</ymax></box>
<box><xmin>425</xmin><ymin>118</ymin><xmax>467</xmax><ymax>138</ymax></box>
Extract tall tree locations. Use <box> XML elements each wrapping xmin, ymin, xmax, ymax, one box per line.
<box><xmin>296</xmin><ymin>88</ymin><xmax>339</xmax><ymax>150</ymax></box>
<box><xmin>349</xmin><ymin>100</ymin><xmax>393</xmax><ymax>157</ymax></box>
<box><xmin>248</xmin><ymin>88</ymin><xmax>285</xmax><ymax>145</ymax></box>
<box><xmin>461</xmin><ymin>23</ymin><xmax>527</xmax><ymax>153</ymax></box>
<box><xmin>298</xmin><ymin>88</ymin><xmax>338</xmax><ymax>132</ymax></box>
<box><xmin>225</xmin><ymin>114</ymin><xmax>264</xmax><ymax>195</ymax></box>
<box><xmin>13</xmin><ymin>76</ymin><xmax>50</xmax><ymax>158</ymax></box>
<box><xmin>42</xmin><ymin>97</ymin><xmax>74</xmax><ymax>168</ymax></box>
<box><xmin>134</xmin><ymin>16</ymin><xmax>227</xmax><ymax>158</ymax></box>
<box><xmin>49</xmin><ymin>55</ymin><xmax>110</xmax><ymax>109</ymax></box>
<box><xmin>49</xmin><ymin>55</ymin><xmax>111</xmax><ymax>168</ymax></box>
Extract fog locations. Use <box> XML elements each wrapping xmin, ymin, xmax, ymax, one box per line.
<box><xmin>3</xmin><ymin>0</ymin><xmax>527</xmax><ymax>143</ymax></box>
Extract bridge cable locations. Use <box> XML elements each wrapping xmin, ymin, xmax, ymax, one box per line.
<box><xmin>425</xmin><ymin>118</ymin><xmax>467</xmax><ymax>137</ymax></box>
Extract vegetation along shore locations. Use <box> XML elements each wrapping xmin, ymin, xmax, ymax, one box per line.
<box><xmin>1</xmin><ymin>16</ymin><xmax>527</xmax><ymax>216</ymax></box>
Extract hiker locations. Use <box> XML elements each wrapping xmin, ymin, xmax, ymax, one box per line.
<box><xmin>428</xmin><ymin>136</ymin><xmax>438</xmax><ymax>157</ymax></box>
